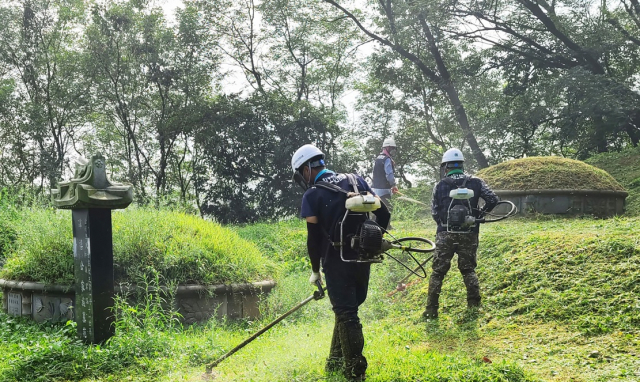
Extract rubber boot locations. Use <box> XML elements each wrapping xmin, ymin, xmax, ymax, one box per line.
<box><xmin>422</xmin><ymin>273</ymin><xmax>443</xmax><ymax>319</ymax></box>
<box><xmin>463</xmin><ymin>272</ymin><xmax>481</xmax><ymax>308</ymax></box>
<box><xmin>338</xmin><ymin>320</ymin><xmax>367</xmax><ymax>381</ymax></box>
<box><xmin>325</xmin><ymin>318</ymin><xmax>343</xmax><ymax>373</ymax></box>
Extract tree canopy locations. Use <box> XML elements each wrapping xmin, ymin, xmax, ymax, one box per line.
<box><xmin>0</xmin><ymin>0</ymin><xmax>638</xmax><ymax>222</ymax></box>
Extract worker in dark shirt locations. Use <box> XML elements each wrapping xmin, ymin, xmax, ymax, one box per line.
<box><xmin>423</xmin><ymin>148</ymin><xmax>499</xmax><ymax>320</ymax></box>
<box><xmin>292</xmin><ymin>144</ymin><xmax>390</xmax><ymax>381</ymax></box>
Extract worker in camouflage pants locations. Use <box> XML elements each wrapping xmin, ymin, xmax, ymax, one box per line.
<box><xmin>423</xmin><ymin>148</ymin><xmax>498</xmax><ymax>319</ymax></box>
<box><xmin>426</xmin><ymin>232</ymin><xmax>480</xmax><ymax>316</ymax></box>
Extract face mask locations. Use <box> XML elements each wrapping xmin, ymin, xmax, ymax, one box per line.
<box><xmin>292</xmin><ymin>164</ymin><xmax>313</xmax><ymax>191</ymax></box>
<box><xmin>292</xmin><ymin>171</ymin><xmax>308</xmax><ymax>191</ymax></box>
<box><xmin>389</xmin><ymin>148</ymin><xmax>397</xmax><ymax>157</ymax></box>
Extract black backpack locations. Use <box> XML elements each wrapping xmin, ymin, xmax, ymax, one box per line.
<box><xmin>442</xmin><ymin>176</ymin><xmax>474</xmax><ymax>231</ymax></box>
<box><xmin>314</xmin><ymin>174</ymin><xmax>384</xmax><ymax>261</ymax></box>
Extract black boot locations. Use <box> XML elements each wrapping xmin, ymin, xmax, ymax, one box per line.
<box><xmin>325</xmin><ymin>318</ymin><xmax>343</xmax><ymax>373</ymax></box>
<box><xmin>422</xmin><ymin>273</ymin><xmax>443</xmax><ymax>319</ymax></box>
<box><xmin>338</xmin><ymin>320</ymin><xmax>367</xmax><ymax>381</ymax></box>
<box><xmin>462</xmin><ymin>271</ymin><xmax>481</xmax><ymax>308</ymax></box>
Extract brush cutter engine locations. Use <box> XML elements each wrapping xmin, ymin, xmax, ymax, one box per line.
<box><xmin>350</xmin><ymin>219</ymin><xmax>385</xmax><ymax>262</ymax></box>
<box><xmin>446</xmin><ymin>187</ymin><xmax>476</xmax><ymax>233</ymax></box>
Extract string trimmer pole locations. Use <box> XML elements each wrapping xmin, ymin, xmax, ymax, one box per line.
<box><xmin>205</xmin><ymin>281</ymin><xmax>325</xmax><ymax>374</ymax></box>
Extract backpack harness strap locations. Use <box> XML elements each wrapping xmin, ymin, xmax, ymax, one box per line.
<box><xmin>443</xmin><ymin>175</ymin><xmax>469</xmax><ymax>188</ymax></box>
<box><xmin>313</xmin><ymin>173</ymin><xmax>361</xmax><ymax>248</ymax></box>
<box><xmin>316</xmin><ymin>173</ymin><xmax>360</xmax><ymax>195</ymax></box>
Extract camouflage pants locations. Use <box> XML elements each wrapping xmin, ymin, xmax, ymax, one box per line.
<box><xmin>426</xmin><ymin>231</ymin><xmax>481</xmax><ymax>312</ymax></box>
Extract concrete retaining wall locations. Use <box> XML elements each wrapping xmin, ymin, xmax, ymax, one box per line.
<box><xmin>494</xmin><ymin>189</ymin><xmax>628</xmax><ymax>217</ymax></box>
<box><xmin>0</xmin><ymin>279</ymin><xmax>276</xmax><ymax>325</ymax></box>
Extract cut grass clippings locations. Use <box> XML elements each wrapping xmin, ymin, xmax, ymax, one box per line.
<box><xmin>1</xmin><ymin>215</ymin><xmax>639</xmax><ymax>381</ymax></box>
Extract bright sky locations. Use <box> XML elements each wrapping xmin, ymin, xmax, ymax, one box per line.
<box><xmin>157</xmin><ymin>0</ymin><xmax>184</xmax><ymax>22</ymax></box>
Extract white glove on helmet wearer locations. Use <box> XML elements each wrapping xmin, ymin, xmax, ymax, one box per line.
<box><xmin>382</xmin><ymin>137</ymin><xmax>396</xmax><ymax>148</ymax></box>
<box><xmin>291</xmin><ymin>144</ymin><xmax>325</xmax><ymax>172</ymax></box>
<box><xmin>309</xmin><ymin>271</ymin><xmax>322</xmax><ymax>285</ymax></box>
<box><xmin>441</xmin><ymin>148</ymin><xmax>465</xmax><ymax>164</ymax></box>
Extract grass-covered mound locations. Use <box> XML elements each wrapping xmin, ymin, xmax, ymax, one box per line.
<box><xmin>233</xmin><ymin>219</ymin><xmax>308</xmax><ymax>273</ymax></box>
<box><xmin>0</xmin><ymin>208</ymin><xmax>278</xmax><ymax>285</ymax></box>
<box><xmin>586</xmin><ymin>146</ymin><xmax>640</xmax><ymax>216</ymax></box>
<box><xmin>476</xmin><ymin>156</ymin><xmax>626</xmax><ymax>191</ymax></box>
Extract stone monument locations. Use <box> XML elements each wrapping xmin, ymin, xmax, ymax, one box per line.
<box><xmin>52</xmin><ymin>154</ymin><xmax>132</xmax><ymax>343</ymax></box>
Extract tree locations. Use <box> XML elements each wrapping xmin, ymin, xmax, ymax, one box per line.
<box><xmin>322</xmin><ymin>0</ymin><xmax>490</xmax><ymax>168</ymax></box>
<box><xmin>84</xmin><ymin>0</ymin><xmax>216</xmax><ymax>203</ymax></box>
<box><xmin>0</xmin><ymin>0</ymin><xmax>91</xmax><ymax>190</ymax></box>
<box><xmin>452</xmin><ymin>0</ymin><xmax>640</xmax><ymax>156</ymax></box>
<box><xmin>195</xmin><ymin>92</ymin><xmax>339</xmax><ymax>223</ymax></box>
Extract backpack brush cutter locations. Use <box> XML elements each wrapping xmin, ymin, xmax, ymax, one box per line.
<box><xmin>387</xmin><ymin>200</ymin><xmax>517</xmax><ymax>296</ymax></box>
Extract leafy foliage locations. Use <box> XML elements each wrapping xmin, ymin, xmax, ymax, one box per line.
<box><xmin>0</xmin><ymin>279</ymin><xmax>180</xmax><ymax>382</ymax></box>
<box><xmin>195</xmin><ymin>92</ymin><xmax>341</xmax><ymax>223</ymax></box>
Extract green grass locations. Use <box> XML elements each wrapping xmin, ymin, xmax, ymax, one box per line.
<box><xmin>586</xmin><ymin>146</ymin><xmax>640</xmax><ymax>216</ymax></box>
<box><xmin>233</xmin><ymin>219</ymin><xmax>309</xmax><ymax>273</ymax></box>
<box><xmin>0</xmin><ymin>208</ymin><xmax>278</xmax><ymax>285</ymax></box>
<box><xmin>476</xmin><ymin>156</ymin><xmax>625</xmax><ymax>191</ymax></box>
<box><xmin>2</xmin><ymin>216</ymin><xmax>639</xmax><ymax>381</ymax></box>
<box><xmin>390</xmin><ymin>187</ymin><xmax>433</xmax><ymax>222</ymax></box>
<box><xmin>2</xmin><ymin>152</ymin><xmax>640</xmax><ymax>381</ymax></box>
<box><xmin>0</xmin><ymin>270</ymin><xmax>534</xmax><ymax>382</ymax></box>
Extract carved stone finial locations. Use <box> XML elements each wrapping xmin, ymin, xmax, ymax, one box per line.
<box><xmin>51</xmin><ymin>154</ymin><xmax>133</xmax><ymax>209</ymax></box>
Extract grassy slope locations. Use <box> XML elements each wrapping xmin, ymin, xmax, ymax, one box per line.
<box><xmin>395</xmin><ymin>218</ymin><xmax>640</xmax><ymax>382</ymax></box>
<box><xmin>585</xmin><ymin>146</ymin><xmax>640</xmax><ymax>216</ymax></box>
<box><xmin>2</xmin><ymin>150</ymin><xmax>640</xmax><ymax>381</ymax></box>
<box><xmin>0</xmin><ymin>218</ymin><xmax>638</xmax><ymax>381</ymax></box>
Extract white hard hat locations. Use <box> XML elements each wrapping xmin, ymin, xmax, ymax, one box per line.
<box><xmin>382</xmin><ymin>137</ymin><xmax>396</xmax><ymax>147</ymax></box>
<box><xmin>441</xmin><ymin>148</ymin><xmax>465</xmax><ymax>164</ymax></box>
<box><xmin>291</xmin><ymin>144</ymin><xmax>325</xmax><ymax>172</ymax></box>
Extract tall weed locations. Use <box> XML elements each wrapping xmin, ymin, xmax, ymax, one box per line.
<box><xmin>1</xmin><ymin>275</ymin><xmax>181</xmax><ymax>381</ymax></box>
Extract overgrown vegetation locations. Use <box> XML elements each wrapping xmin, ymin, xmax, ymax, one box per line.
<box><xmin>0</xmin><ymin>208</ymin><xmax>278</xmax><ymax>285</ymax></box>
<box><xmin>390</xmin><ymin>186</ymin><xmax>433</xmax><ymax>222</ymax></box>
<box><xmin>0</xmin><ymin>190</ymin><xmax>18</xmax><ymax>266</ymax></box>
<box><xmin>233</xmin><ymin>219</ymin><xmax>308</xmax><ymax>273</ymax></box>
<box><xmin>2</xmin><ymin>148</ymin><xmax>640</xmax><ymax>380</ymax></box>
<box><xmin>0</xmin><ymin>282</ymin><xmax>181</xmax><ymax>382</ymax></box>
<box><xmin>476</xmin><ymin>157</ymin><xmax>626</xmax><ymax>191</ymax></box>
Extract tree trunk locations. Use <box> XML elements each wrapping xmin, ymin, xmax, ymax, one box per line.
<box><xmin>442</xmin><ymin>83</ymin><xmax>490</xmax><ymax>168</ymax></box>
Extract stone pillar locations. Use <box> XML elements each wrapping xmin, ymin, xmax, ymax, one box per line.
<box><xmin>72</xmin><ymin>209</ymin><xmax>115</xmax><ymax>343</ymax></box>
<box><xmin>52</xmin><ymin>154</ymin><xmax>132</xmax><ymax>344</ymax></box>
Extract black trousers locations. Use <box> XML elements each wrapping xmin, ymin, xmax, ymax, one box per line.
<box><xmin>323</xmin><ymin>255</ymin><xmax>370</xmax><ymax>322</ymax></box>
